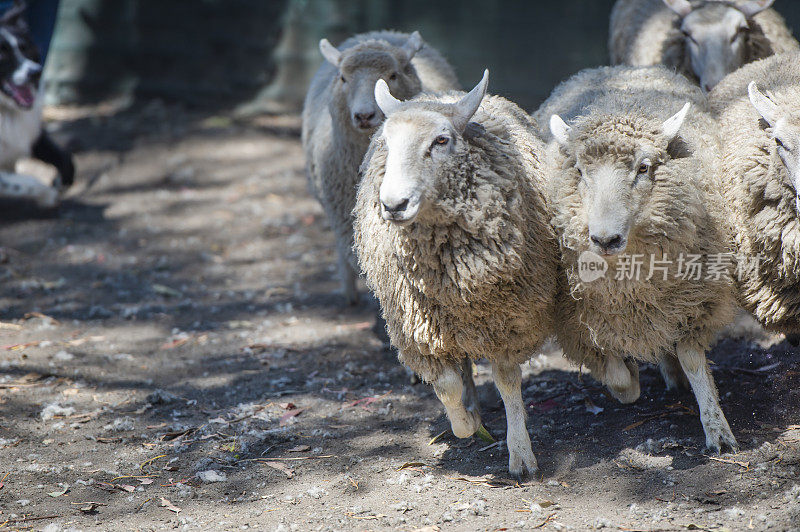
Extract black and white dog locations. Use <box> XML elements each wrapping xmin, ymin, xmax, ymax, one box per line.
<box><xmin>0</xmin><ymin>0</ymin><xmax>73</xmax><ymax>208</ymax></box>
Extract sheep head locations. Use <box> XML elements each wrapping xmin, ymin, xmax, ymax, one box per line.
<box><xmin>373</xmin><ymin>70</ymin><xmax>489</xmax><ymax>224</ymax></box>
<box><xmin>319</xmin><ymin>32</ymin><xmax>424</xmax><ymax>132</ymax></box>
<box><xmin>550</xmin><ymin>103</ymin><xmax>691</xmax><ymax>257</ymax></box>
<box><xmin>749</xmin><ymin>81</ymin><xmax>800</xmax><ymax>212</ymax></box>
<box><xmin>663</xmin><ymin>0</ymin><xmax>776</xmax><ymax>91</ymax></box>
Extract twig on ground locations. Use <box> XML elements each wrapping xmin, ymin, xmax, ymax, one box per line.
<box><xmin>532</xmin><ymin>513</ymin><xmax>558</xmax><ymax>528</ymax></box>
<box><xmin>704</xmin><ymin>455</ymin><xmax>750</xmax><ymax>469</ymax></box>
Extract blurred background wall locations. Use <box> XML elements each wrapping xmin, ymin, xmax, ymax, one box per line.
<box><xmin>41</xmin><ymin>0</ymin><xmax>800</xmax><ymax>112</ymax></box>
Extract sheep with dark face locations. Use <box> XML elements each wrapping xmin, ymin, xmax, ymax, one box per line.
<box><xmin>354</xmin><ymin>72</ymin><xmax>559</xmax><ymax>477</ymax></box>
<box><xmin>710</xmin><ymin>51</ymin><xmax>800</xmax><ymax>333</ymax></box>
<box><xmin>302</xmin><ymin>31</ymin><xmax>457</xmax><ymax>305</ymax></box>
<box><xmin>540</xmin><ymin>65</ymin><xmax>739</xmax><ymax>454</ymax></box>
<box><xmin>610</xmin><ymin>0</ymin><xmax>798</xmax><ymax>91</ymax></box>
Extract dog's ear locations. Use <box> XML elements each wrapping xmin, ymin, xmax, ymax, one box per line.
<box><xmin>1</xmin><ymin>0</ymin><xmax>28</xmax><ymax>25</ymax></box>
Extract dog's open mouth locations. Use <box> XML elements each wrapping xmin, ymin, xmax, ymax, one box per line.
<box><xmin>2</xmin><ymin>80</ymin><xmax>36</xmax><ymax>109</ymax></box>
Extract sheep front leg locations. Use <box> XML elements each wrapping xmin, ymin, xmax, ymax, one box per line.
<box><xmin>492</xmin><ymin>360</ymin><xmax>537</xmax><ymax>478</ymax></box>
<box><xmin>676</xmin><ymin>345</ymin><xmax>738</xmax><ymax>454</ymax></box>
<box><xmin>432</xmin><ymin>364</ymin><xmax>481</xmax><ymax>438</ymax></box>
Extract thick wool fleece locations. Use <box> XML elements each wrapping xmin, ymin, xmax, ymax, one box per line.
<box><xmin>540</xmin><ymin>66</ymin><xmax>737</xmax><ymax>376</ymax></box>
<box><xmin>609</xmin><ymin>0</ymin><xmax>798</xmax><ymax>83</ymax></box>
<box><xmin>302</xmin><ymin>31</ymin><xmax>458</xmax><ymax>271</ymax></box>
<box><xmin>710</xmin><ymin>52</ymin><xmax>800</xmax><ymax>332</ymax></box>
<box><xmin>533</xmin><ymin>66</ymin><xmax>707</xmax><ymax>143</ymax></box>
<box><xmin>353</xmin><ymin>93</ymin><xmax>558</xmax><ymax>382</ymax></box>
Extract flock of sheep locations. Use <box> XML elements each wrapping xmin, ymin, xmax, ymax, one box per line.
<box><xmin>300</xmin><ymin>0</ymin><xmax>800</xmax><ymax>479</ymax></box>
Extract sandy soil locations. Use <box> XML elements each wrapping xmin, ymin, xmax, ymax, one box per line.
<box><xmin>1</xmin><ymin>102</ymin><xmax>800</xmax><ymax>532</ymax></box>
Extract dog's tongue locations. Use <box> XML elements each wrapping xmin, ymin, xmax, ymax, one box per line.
<box><xmin>6</xmin><ymin>83</ymin><xmax>34</xmax><ymax>108</ymax></box>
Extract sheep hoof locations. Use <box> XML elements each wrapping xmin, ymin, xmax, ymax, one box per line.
<box><xmin>505</xmin><ymin>428</ymin><xmax>538</xmax><ymax>480</ymax></box>
<box><xmin>604</xmin><ymin>358</ymin><xmax>640</xmax><ymax>403</ymax></box>
<box><xmin>449</xmin><ymin>408</ymin><xmax>482</xmax><ymax>439</ymax></box>
<box><xmin>508</xmin><ymin>447</ymin><xmax>538</xmax><ymax>481</ymax></box>
<box><xmin>705</xmin><ymin>430</ymin><xmax>739</xmax><ymax>455</ymax></box>
<box><xmin>608</xmin><ymin>382</ymin><xmax>640</xmax><ymax>404</ymax></box>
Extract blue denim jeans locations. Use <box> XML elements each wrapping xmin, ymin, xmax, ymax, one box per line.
<box><xmin>0</xmin><ymin>0</ymin><xmax>60</xmax><ymax>62</ymax></box>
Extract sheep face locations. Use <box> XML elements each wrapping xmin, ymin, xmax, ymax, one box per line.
<box><xmin>749</xmin><ymin>81</ymin><xmax>800</xmax><ymax>212</ymax></box>
<box><xmin>373</xmin><ymin>71</ymin><xmax>489</xmax><ymax>225</ymax></box>
<box><xmin>319</xmin><ymin>33</ymin><xmax>425</xmax><ymax>133</ymax></box>
<box><xmin>376</xmin><ymin>112</ymin><xmax>458</xmax><ymax>224</ymax></box>
<box><xmin>550</xmin><ymin>104</ymin><xmax>691</xmax><ymax>257</ymax></box>
<box><xmin>663</xmin><ymin>0</ymin><xmax>776</xmax><ymax>91</ymax></box>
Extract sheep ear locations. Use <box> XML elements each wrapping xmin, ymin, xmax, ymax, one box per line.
<box><xmin>748</xmin><ymin>81</ymin><xmax>780</xmax><ymax>126</ymax></box>
<box><xmin>401</xmin><ymin>31</ymin><xmax>424</xmax><ymax>62</ymax></box>
<box><xmin>550</xmin><ymin>115</ymin><xmax>571</xmax><ymax>147</ymax></box>
<box><xmin>662</xmin><ymin>102</ymin><xmax>691</xmax><ymax>141</ymax></box>
<box><xmin>740</xmin><ymin>0</ymin><xmax>775</xmax><ymax>18</ymax></box>
<box><xmin>663</xmin><ymin>0</ymin><xmax>693</xmax><ymax>17</ymax></box>
<box><xmin>375</xmin><ymin>79</ymin><xmax>403</xmax><ymax>117</ymax></box>
<box><xmin>319</xmin><ymin>39</ymin><xmax>341</xmax><ymax>66</ymax></box>
<box><xmin>452</xmin><ymin>69</ymin><xmax>489</xmax><ymax>132</ymax></box>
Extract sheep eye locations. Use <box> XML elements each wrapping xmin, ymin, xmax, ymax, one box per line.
<box><xmin>637</xmin><ymin>163</ymin><xmax>651</xmax><ymax>175</ymax></box>
<box><xmin>340</xmin><ymin>75</ymin><xmax>347</xmax><ymax>83</ymax></box>
<box><xmin>776</xmin><ymin>138</ymin><xmax>791</xmax><ymax>152</ymax></box>
<box><xmin>433</xmin><ymin>136</ymin><xmax>450</xmax><ymax>146</ymax></box>
<box><xmin>389</xmin><ymin>72</ymin><xmax>398</xmax><ymax>81</ymax></box>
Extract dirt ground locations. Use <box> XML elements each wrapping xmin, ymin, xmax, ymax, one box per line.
<box><xmin>1</xmin><ymin>101</ymin><xmax>800</xmax><ymax>532</ymax></box>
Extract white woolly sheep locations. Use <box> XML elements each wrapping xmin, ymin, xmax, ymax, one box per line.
<box><xmin>710</xmin><ymin>51</ymin><xmax>800</xmax><ymax>333</ymax></box>
<box><xmin>302</xmin><ymin>30</ymin><xmax>457</xmax><ymax>305</ymax></box>
<box><xmin>353</xmin><ymin>71</ymin><xmax>559</xmax><ymax>477</ymax></box>
<box><xmin>609</xmin><ymin>0</ymin><xmax>798</xmax><ymax>91</ymax></box>
<box><xmin>541</xmin><ymin>65</ymin><xmax>739</xmax><ymax>453</ymax></box>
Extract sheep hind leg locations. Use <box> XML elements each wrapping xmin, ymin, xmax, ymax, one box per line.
<box><xmin>676</xmin><ymin>345</ymin><xmax>738</xmax><ymax>454</ymax></box>
<box><xmin>338</xmin><ymin>251</ymin><xmax>359</xmax><ymax>306</ymax></box>
<box><xmin>604</xmin><ymin>357</ymin><xmax>640</xmax><ymax>404</ymax></box>
<box><xmin>492</xmin><ymin>361</ymin><xmax>537</xmax><ymax>479</ymax></box>
<box><xmin>461</xmin><ymin>359</ymin><xmax>479</xmax><ymax>414</ymax></box>
<box><xmin>659</xmin><ymin>354</ymin><xmax>690</xmax><ymax>391</ymax></box>
<box><xmin>432</xmin><ymin>364</ymin><xmax>481</xmax><ymax>439</ymax></box>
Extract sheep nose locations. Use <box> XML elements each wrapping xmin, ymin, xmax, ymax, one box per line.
<box><xmin>703</xmin><ymin>83</ymin><xmax>713</xmax><ymax>93</ymax></box>
<box><xmin>591</xmin><ymin>233</ymin><xmax>624</xmax><ymax>252</ymax></box>
<box><xmin>354</xmin><ymin>112</ymin><xmax>376</xmax><ymax>127</ymax></box>
<box><xmin>381</xmin><ymin>198</ymin><xmax>409</xmax><ymax>214</ymax></box>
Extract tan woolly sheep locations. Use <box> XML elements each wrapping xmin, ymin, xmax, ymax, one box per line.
<box><xmin>302</xmin><ymin>30</ymin><xmax>457</xmax><ymax>305</ymax></box>
<box><xmin>353</xmin><ymin>72</ymin><xmax>559</xmax><ymax>477</ymax></box>
<box><xmin>609</xmin><ymin>0</ymin><xmax>798</xmax><ymax>91</ymax></box>
<box><xmin>710</xmin><ymin>51</ymin><xmax>800</xmax><ymax>333</ymax></box>
<box><xmin>541</xmin><ymin>65</ymin><xmax>739</xmax><ymax>453</ymax></box>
